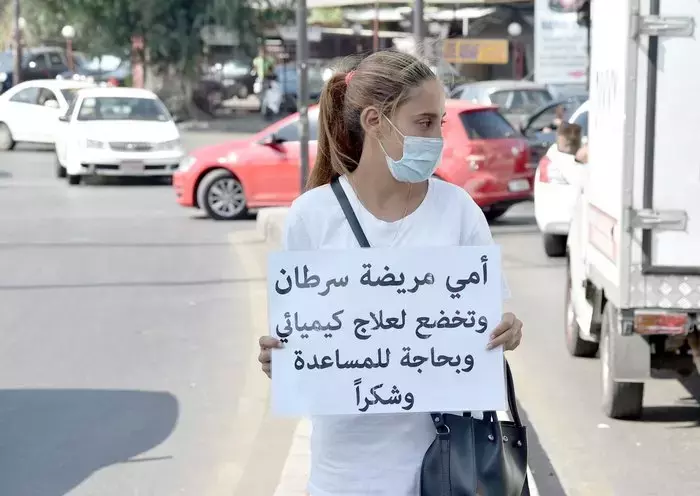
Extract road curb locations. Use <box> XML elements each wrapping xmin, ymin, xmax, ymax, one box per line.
<box><xmin>257</xmin><ymin>206</ymin><xmax>308</xmax><ymax>496</ymax></box>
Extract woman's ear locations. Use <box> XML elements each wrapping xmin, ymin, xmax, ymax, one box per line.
<box><xmin>360</xmin><ymin>106</ymin><xmax>382</xmax><ymax>138</ymax></box>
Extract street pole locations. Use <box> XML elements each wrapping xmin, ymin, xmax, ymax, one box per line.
<box><xmin>13</xmin><ymin>0</ymin><xmax>22</xmax><ymax>86</ymax></box>
<box><xmin>296</xmin><ymin>0</ymin><xmax>310</xmax><ymax>191</ymax></box>
<box><xmin>373</xmin><ymin>0</ymin><xmax>379</xmax><ymax>52</ymax></box>
<box><xmin>413</xmin><ymin>0</ymin><xmax>425</xmax><ymax>49</ymax></box>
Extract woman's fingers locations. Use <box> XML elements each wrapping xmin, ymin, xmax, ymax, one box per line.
<box><xmin>258</xmin><ymin>348</ymin><xmax>271</xmax><ymax>364</ymax></box>
<box><xmin>259</xmin><ymin>336</ymin><xmax>281</xmax><ymax>378</ymax></box>
<box><xmin>489</xmin><ymin>312</ymin><xmax>515</xmax><ymax>340</ymax></box>
<box><xmin>487</xmin><ymin>313</ymin><xmax>523</xmax><ymax>351</ymax></box>
<box><xmin>259</xmin><ymin>336</ymin><xmax>282</xmax><ymax>349</ymax></box>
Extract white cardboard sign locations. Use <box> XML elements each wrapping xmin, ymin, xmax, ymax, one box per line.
<box><xmin>268</xmin><ymin>246</ymin><xmax>506</xmax><ymax>416</ymax></box>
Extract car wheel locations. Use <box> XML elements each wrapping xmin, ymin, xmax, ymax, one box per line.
<box><xmin>237</xmin><ymin>85</ymin><xmax>249</xmax><ymax>99</ymax></box>
<box><xmin>0</xmin><ymin>122</ymin><xmax>16</xmax><ymax>151</ymax></box>
<box><xmin>543</xmin><ymin>233</ymin><xmax>567</xmax><ymax>257</ymax></box>
<box><xmin>207</xmin><ymin>91</ymin><xmax>223</xmax><ymax>112</ymax></box>
<box><xmin>565</xmin><ymin>261</ymin><xmax>599</xmax><ymax>357</ymax></box>
<box><xmin>55</xmin><ymin>154</ymin><xmax>67</xmax><ymax>178</ymax></box>
<box><xmin>483</xmin><ymin>205</ymin><xmax>509</xmax><ymax>222</ymax></box>
<box><xmin>601</xmin><ymin>303</ymin><xmax>644</xmax><ymax>419</ymax></box>
<box><xmin>67</xmin><ymin>174</ymin><xmax>81</xmax><ymax>186</ymax></box>
<box><xmin>197</xmin><ymin>169</ymin><xmax>247</xmax><ymax>220</ymax></box>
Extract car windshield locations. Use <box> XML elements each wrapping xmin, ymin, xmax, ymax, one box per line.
<box><xmin>527</xmin><ymin>102</ymin><xmax>579</xmax><ymax>132</ymax></box>
<box><xmin>460</xmin><ymin>109</ymin><xmax>517</xmax><ymax>139</ymax></box>
<box><xmin>77</xmin><ymin>96</ymin><xmax>171</xmax><ymax>122</ymax></box>
<box><xmin>84</xmin><ymin>55</ymin><xmax>123</xmax><ymax>72</ymax></box>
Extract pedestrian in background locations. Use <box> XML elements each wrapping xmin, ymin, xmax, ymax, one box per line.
<box><xmin>258</xmin><ymin>49</ymin><xmax>524</xmax><ymax>496</ymax></box>
<box><xmin>253</xmin><ymin>46</ymin><xmax>276</xmax><ymax>108</ymax></box>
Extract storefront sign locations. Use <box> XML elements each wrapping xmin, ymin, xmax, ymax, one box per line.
<box><xmin>441</xmin><ymin>39</ymin><xmax>509</xmax><ymax>65</ymax></box>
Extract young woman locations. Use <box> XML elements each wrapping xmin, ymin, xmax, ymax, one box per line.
<box><xmin>259</xmin><ymin>50</ymin><xmax>524</xmax><ymax>496</ymax></box>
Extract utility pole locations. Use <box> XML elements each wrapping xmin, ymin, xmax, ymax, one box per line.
<box><xmin>296</xmin><ymin>0</ymin><xmax>310</xmax><ymax>192</ymax></box>
<box><xmin>413</xmin><ymin>0</ymin><xmax>425</xmax><ymax>48</ymax></box>
<box><xmin>13</xmin><ymin>0</ymin><xmax>22</xmax><ymax>86</ymax></box>
<box><xmin>577</xmin><ymin>0</ymin><xmax>591</xmax><ymax>91</ymax></box>
<box><xmin>373</xmin><ymin>0</ymin><xmax>379</xmax><ymax>51</ymax></box>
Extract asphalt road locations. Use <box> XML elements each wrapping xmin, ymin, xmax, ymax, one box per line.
<box><xmin>0</xmin><ymin>133</ymin><xmax>294</xmax><ymax>496</ymax></box>
<box><xmin>1</xmin><ymin>134</ymin><xmax>699</xmax><ymax>496</ymax></box>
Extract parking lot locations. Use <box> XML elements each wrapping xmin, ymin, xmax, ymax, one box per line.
<box><xmin>1</xmin><ymin>132</ymin><xmax>699</xmax><ymax>496</ymax></box>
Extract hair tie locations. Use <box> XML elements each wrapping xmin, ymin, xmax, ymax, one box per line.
<box><xmin>344</xmin><ymin>70</ymin><xmax>356</xmax><ymax>86</ymax></box>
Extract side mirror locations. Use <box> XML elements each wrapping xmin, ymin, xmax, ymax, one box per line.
<box><xmin>44</xmin><ymin>99</ymin><xmax>59</xmax><ymax>109</ymax></box>
<box><xmin>58</xmin><ymin>115</ymin><xmax>69</xmax><ymax>122</ymax></box>
<box><xmin>261</xmin><ymin>134</ymin><xmax>285</xmax><ymax>148</ymax></box>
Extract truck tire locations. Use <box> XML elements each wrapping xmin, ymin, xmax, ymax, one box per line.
<box><xmin>55</xmin><ymin>154</ymin><xmax>67</xmax><ymax>178</ymax></box>
<box><xmin>565</xmin><ymin>262</ymin><xmax>599</xmax><ymax>357</ymax></box>
<box><xmin>601</xmin><ymin>303</ymin><xmax>644</xmax><ymax>419</ymax></box>
<box><xmin>543</xmin><ymin>233</ymin><xmax>567</xmax><ymax>257</ymax></box>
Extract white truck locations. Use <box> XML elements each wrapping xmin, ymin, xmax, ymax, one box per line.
<box><xmin>566</xmin><ymin>0</ymin><xmax>700</xmax><ymax>419</ymax></box>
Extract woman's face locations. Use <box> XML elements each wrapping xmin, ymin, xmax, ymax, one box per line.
<box><xmin>381</xmin><ymin>79</ymin><xmax>446</xmax><ymax>162</ymax></box>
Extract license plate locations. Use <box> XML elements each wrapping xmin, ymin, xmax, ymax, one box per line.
<box><xmin>508</xmin><ymin>179</ymin><xmax>530</xmax><ymax>192</ymax></box>
<box><xmin>121</xmin><ymin>161</ymin><xmax>144</xmax><ymax>174</ymax></box>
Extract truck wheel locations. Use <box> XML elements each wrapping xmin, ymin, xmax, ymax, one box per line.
<box><xmin>601</xmin><ymin>303</ymin><xmax>644</xmax><ymax>419</ymax></box>
<box><xmin>543</xmin><ymin>233</ymin><xmax>567</xmax><ymax>258</ymax></box>
<box><xmin>55</xmin><ymin>154</ymin><xmax>67</xmax><ymax>178</ymax></box>
<box><xmin>565</xmin><ymin>262</ymin><xmax>599</xmax><ymax>357</ymax></box>
<box><xmin>67</xmin><ymin>174</ymin><xmax>81</xmax><ymax>186</ymax></box>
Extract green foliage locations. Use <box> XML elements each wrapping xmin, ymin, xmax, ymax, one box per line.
<box><xmin>23</xmin><ymin>0</ymin><xmax>284</xmax><ymax>76</ymax></box>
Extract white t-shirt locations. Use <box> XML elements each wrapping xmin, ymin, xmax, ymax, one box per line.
<box><xmin>282</xmin><ymin>175</ymin><xmax>509</xmax><ymax>496</ymax></box>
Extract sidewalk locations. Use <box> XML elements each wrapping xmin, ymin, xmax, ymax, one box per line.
<box><xmin>257</xmin><ymin>207</ymin><xmax>539</xmax><ymax>496</ymax></box>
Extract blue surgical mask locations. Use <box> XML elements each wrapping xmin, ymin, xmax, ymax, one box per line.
<box><xmin>379</xmin><ymin>117</ymin><xmax>444</xmax><ymax>183</ymax></box>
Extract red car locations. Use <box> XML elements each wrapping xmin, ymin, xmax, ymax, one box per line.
<box><xmin>173</xmin><ymin>100</ymin><xmax>533</xmax><ymax>221</ymax></box>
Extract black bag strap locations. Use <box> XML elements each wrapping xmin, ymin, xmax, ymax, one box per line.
<box><xmin>330</xmin><ymin>176</ymin><xmax>371</xmax><ymax>248</ymax></box>
<box><xmin>504</xmin><ymin>360</ymin><xmax>522</xmax><ymax>427</ymax></box>
<box><xmin>431</xmin><ymin>360</ymin><xmax>522</xmax><ymax>431</ymax></box>
<box><xmin>331</xmin><ymin>177</ymin><xmax>522</xmax><ymax>429</ymax></box>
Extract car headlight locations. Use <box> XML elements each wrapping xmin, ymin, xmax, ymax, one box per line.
<box><xmin>217</xmin><ymin>151</ymin><xmax>238</xmax><ymax>164</ymax></box>
<box><xmin>85</xmin><ymin>139</ymin><xmax>105</xmax><ymax>149</ymax></box>
<box><xmin>155</xmin><ymin>138</ymin><xmax>182</xmax><ymax>151</ymax></box>
<box><xmin>0</xmin><ymin>72</ymin><xmax>7</xmax><ymax>83</ymax></box>
<box><xmin>179</xmin><ymin>155</ymin><xmax>196</xmax><ymax>172</ymax></box>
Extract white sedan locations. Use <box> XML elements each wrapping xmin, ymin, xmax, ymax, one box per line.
<box><xmin>533</xmin><ymin>101</ymin><xmax>589</xmax><ymax>257</ymax></box>
<box><xmin>0</xmin><ymin>79</ymin><xmax>95</xmax><ymax>150</ymax></box>
<box><xmin>55</xmin><ymin>87</ymin><xmax>184</xmax><ymax>185</ymax></box>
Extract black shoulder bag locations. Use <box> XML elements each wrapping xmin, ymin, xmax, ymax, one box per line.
<box><xmin>330</xmin><ymin>176</ymin><xmax>529</xmax><ymax>496</ymax></box>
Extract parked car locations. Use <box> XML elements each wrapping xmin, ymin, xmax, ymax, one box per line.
<box><xmin>55</xmin><ymin>87</ymin><xmax>184</xmax><ymax>185</ymax></box>
<box><xmin>520</xmin><ymin>95</ymin><xmax>588</xmax><ymax>167</ymax></box>
<box><xmin>57</xmin><ymin>55</ymin><xmax>131</xmax><ymax>87</ymax></box>
<box><xmin>210</xmin><ymin>59</ymin><xmax>256</xmax><ymax>100</ymax></box>
<box><xmin>266</xmin><ymin>62</ymin><xmax>326</xmax><ymax>113</ymax></box>
<box><xmin>533</xmin><ymin>100</ymin><xmax>589</xmax><ymax>257</ymax></box>
<box><xmin>173</xmin><ymin>99</ymin><xmax>533</xmax><ymax>221</ymax></box>
<box><xmin>0</xmin><ymin>47</ymin><xmax>72</xmax><ymax>94</ymax></box>
<box><xmin>451</xmin><ymin>80</ymin><xmax>555</xmax><ymax>128</ymax></box>
<box><xmin>0</xmin><ymin>79</ymin><xmax>95</xmax><ymax>150</ymax></box>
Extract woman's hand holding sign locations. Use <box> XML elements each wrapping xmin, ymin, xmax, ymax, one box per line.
<box><xmin>260</xmin><ymin>311</ymin><xmax>523</xmax><ymax>379</ymax></box>
<box><xmin>259</xmin><ymin>336</ymin><xmax>282</xmax><ymax>378</ymax></box>
<box><xmin>487</xmin><ymin>312</ymin><xmax>523</xmax><ymax>351</ymax></box>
